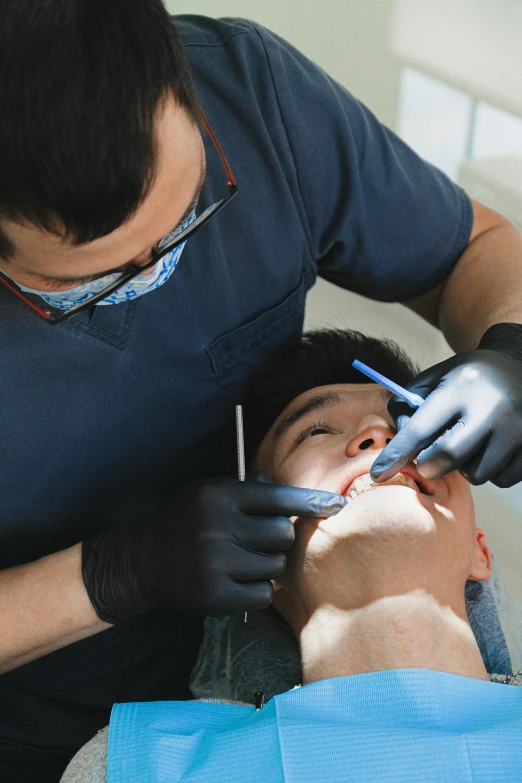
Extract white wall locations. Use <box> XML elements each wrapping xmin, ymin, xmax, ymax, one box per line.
<box><xmin>168</xmin><ymin>1</ymin><xmax>522</xmax><ymax>652</ymax></box>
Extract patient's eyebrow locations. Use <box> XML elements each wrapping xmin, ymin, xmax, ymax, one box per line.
<box><xmin>274</xmin><ymin>391</ymin><xmax>344</xmax><ymax>442</ymax></box>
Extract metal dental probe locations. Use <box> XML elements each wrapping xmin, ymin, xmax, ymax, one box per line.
<box><xmin>352</xmin><ymin>359</ymin><xmax>425</xmax><ymax>409</ymax></box>
<box><xmin>236</xmin><ymin>405</ymin><xmax>248</xmax><ymax>623</ymax></box>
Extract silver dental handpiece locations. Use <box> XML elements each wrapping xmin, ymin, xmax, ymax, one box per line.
<box><xmin>235</xmin><ymin>405</ymin><xmax>248</xmax><ymax>623</ymax></box>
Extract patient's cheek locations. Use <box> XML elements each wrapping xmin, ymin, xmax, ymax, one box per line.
<box><xmin>443</xmin><ymin>473</ymin><xmax>476</xmax><ymax>535</ymax></box>
<box><xmin>270</xmin><ymin>440</ymin><xmax>336</xmax><ymax>490</ymax></box>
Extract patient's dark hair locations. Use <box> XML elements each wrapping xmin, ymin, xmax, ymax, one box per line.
<box><xmin>0</xmin><ymin>0</ymin><xmax>201</xmax><ymax>259</ymax></box>
<box><xmin>243</xmin><ymin>329</ymin><xmax>419</xmax><ymax>461</ymax></box>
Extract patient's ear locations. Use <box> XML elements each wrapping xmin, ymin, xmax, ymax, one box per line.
<box><xmin>468</xmin><ymin>529</ymin><xmax>492</xmax><ymax>581</ymax></box>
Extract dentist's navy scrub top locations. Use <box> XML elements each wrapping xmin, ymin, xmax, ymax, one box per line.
<box><xmin>0</xmin><ymin>15</ymin><xmax>473</xmax><ymax>781</ymax></box>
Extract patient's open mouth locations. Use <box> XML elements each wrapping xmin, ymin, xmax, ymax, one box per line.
<box><xmin>343</xmin><ymin>471</ymin><xmax>428</xmax><ymax>499</ymax></box>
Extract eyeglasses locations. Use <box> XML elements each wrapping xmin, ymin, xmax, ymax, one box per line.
<box><xmin>0</xmin><ymin>113</ymin><xmax>238</xmax><ymax>324</ymax></box>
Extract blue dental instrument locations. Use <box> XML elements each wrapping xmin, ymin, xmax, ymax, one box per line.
<box><xmin>352</xmin><ymin>360</ymin><xmax>424</xmax><ymax>409</ymax></box>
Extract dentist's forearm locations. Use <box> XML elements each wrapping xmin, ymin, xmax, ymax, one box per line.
<box><xmin>0</xmin><ymin>543</ymin><xmax>110</xmax><ymax>673</ymax></box>
<box><xmin>439</xmin><ymin>206</ymin><xmax>522</xmax><ymax>352</ymax></box>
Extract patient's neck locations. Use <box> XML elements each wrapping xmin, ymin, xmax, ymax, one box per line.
<box><xmin>298</xmin><ymin>590</ymin><xmax>489</xmax><ymax>684</ymax></box>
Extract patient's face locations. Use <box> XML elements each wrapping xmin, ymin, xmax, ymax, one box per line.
<box><xmin>256</xmin><ymin>383</ymin><xmax>490</xmax><ymax>612</ymax></box>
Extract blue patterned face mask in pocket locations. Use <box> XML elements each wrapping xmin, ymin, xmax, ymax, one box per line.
<box><xmin>17</xmin><ymin>211</ymin><xmax>196</xmax><ymax>312</ymax></box>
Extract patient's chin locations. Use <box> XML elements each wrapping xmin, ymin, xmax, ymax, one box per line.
<box><xmin>314</xmin><ymin>485</ymin><xmax>439</xmax><ymax>540</ymax></box>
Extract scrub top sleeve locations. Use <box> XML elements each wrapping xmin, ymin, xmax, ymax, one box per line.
<box><xmin>252</xmin><ymin>23</ymin><xmax>474</xmax><ymax>302</ymax></box>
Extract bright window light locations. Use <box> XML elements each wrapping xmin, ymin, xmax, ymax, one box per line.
<box><xmin>472</xmin><ymin>103</ymin><xmax>522</xmax><ymax>159</ymax></box>
<box><xmin>396</xmin><ymin>69</ymin><xmax>472</xmax><ymax>180</ymax></box>
<box><xmin>397</xmin><ymin>68</ymin><xmax>522</xmax><ymax>184</ymax></box>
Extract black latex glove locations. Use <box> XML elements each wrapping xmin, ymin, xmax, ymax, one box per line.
<box><xmin>82</xmin><ymin>475</ymin><xmax>346</xmax><ymax>623</ymax></box>
<box><xmin>371</xmin><ymin>323</ymin><xmax>522</xmax><ymax>487</ymax></box>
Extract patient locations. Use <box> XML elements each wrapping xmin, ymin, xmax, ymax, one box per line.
<box><xmin>255</xmin><ymin>358</ymin><xmax>492</xmax><ymax>684</ymax></box>
<box><xmin>62</xmin><ymin>330</ymin><xmax>522</xmax><ymax>782</ymax></box>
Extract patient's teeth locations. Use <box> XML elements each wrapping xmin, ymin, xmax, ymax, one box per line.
<box><xmin>346</xmin><ymin>470</ymin><xmax>419</xmax><ymax>500</ymax></box>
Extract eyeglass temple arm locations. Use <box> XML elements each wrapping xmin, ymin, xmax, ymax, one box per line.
<box><xmin>200</xmin><ymin>111</ymin><xmax>237</xmax><ymax>191</ymax></box>
<box><xmin>0</xmin><ymin>274</ymin><xmax>52</xmax><ymax>320</ymax></box>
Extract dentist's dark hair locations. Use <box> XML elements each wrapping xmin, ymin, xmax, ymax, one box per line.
<box><xmin>242</xmin><ymin>328</ymin><xmax>419</xmax><ymax>462</ymax></box>
<box><xmin>0</xmin><ymin>0</ymin><xmax>201</xmax><ymax>260</ymax></box>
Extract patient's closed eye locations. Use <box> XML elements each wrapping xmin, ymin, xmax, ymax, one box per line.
<box><xmin>295</xmin><ymin>422</ymin><xmax>333</xmax><ymax>446</ymax></box>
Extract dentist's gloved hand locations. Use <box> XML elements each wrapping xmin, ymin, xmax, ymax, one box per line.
<box><xmin>82</xmin><ymin>475</ymin><xmax>346</xmax><ymax>624</ymax></box>
<box><xmin>371</xmin><ymin>323</ymin><xmax>522</xmax><ymax>487</ymax></box>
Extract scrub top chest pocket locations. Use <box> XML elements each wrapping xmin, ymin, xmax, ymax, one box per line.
<box><xmin>207</xmin><ymin>273</ymin><xmax>309</xmax><ymax>400</ymax></box>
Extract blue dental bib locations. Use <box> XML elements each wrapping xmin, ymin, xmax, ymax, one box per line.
<box><xmin>108</xmin><ymin>668</ymin><xmax>522</xmax><ymax>782</ymax></box>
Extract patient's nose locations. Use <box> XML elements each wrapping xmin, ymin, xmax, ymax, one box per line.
<box><xmin>345</xmin><ymin>418</ymin><xmax>395</xmax><ymax>457</ymax></box>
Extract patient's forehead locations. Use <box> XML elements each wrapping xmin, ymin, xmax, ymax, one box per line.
<box><xmin>257</xmin><ymin>382</ymin><xmax>391</xmax><ymax>466</ymax></box>
<box><xmin>278</xmin><ymin>383</ymin><xmax>389</xmax><ymax>420</ymax></box>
